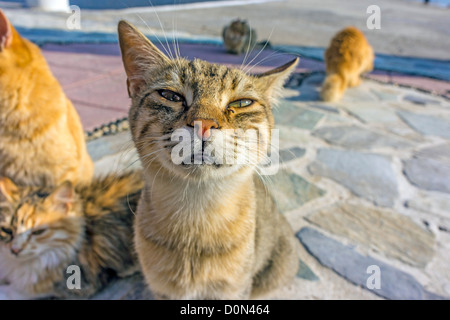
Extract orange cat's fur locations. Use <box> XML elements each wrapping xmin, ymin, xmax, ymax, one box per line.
<box><xmin>0</xmin><ymin>10</ymin><xmax>93</xmax><ymax>187</ymax></box>
<box><xmin>118</xmin><ymin>21</ymin><xmax>300</xmax><ymax>300</ymax></box>
<box><xmin>320</xmin><ymin>26</ymin><xmax>374</xmax><ymax>102</ymax></box>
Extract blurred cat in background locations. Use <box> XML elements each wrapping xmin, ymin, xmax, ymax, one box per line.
<box><xmin>320</xmin><ymin>26</ymin><xmax>374</xmax><ymax>102</ymax></box>
<box><xmin>0</xmin><ymin>172</ymin><xmax>142</xmax><ymax>299</ymax></box>
<box><xmin>223</xmin><ymin>19</ymin><xmax>257</xmax><ymax>55</ymax></box>
<box><xmin>0</xmin><ymin>10</ymin><xmax>93</xmax><ymax>187</ymax></box>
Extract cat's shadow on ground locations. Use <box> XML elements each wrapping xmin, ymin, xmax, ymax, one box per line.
<box><xmin>90</xmin><ymin>272</ymin><xmax>155</xmax><ymax>300</ymax></box>
<box><xmin>284</xmin><ymin>72</ymin><xmax>324</xmax><ymax>102</ymax></box>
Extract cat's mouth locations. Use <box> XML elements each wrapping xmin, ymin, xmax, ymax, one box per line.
<box><xmin>157</xmin><ymin>130</ymin><xmax>248</xmax><ymax>179</ymax></box>
<box><xmin>145</xmin><ymin>126</ymin><xmax>272</xmax><ymax>180</ymax></box>
<box><xmin>180</xmin><ymin>150</ymin><xmax>227</xmax><ymax>169</ymax></box>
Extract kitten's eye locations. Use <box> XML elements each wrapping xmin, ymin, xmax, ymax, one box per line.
<box><xmin>32</xmin><ymin>229</ymin><xmax>46</xmax><ymax>236</ymax></box>
<box><xmin>158</xmin><ymin>90</ymin><xmax>185</xmax><ymax>103</ymax></box>
<box><xmin>228</xmin><ymin>99</ymin><xmax>253</xmax><ymax>108</ymax></box>
<box><xmin>1</xmin><ymin>227</ymin><xmax>12</xmax><ymax>235</ymax></box>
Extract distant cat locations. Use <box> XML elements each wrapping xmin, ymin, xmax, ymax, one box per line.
<box><xmin>223</xmin><ymin>19</ymin><xmax>257</xmax><ymax>55</ymax></box>
<box><xmin>118</xmin><ymin>20</ymin><xmax>300</xmax><ymax>299</ymax></box>
<box><xmin>0</xmin><ymin>10</ymin><xmax>93</xmax><ymax>187</ymax></box>
<box><xmin>320</xmin><ymin>26</ymin><xmax>374</xmax><ymax>102</ymax></box>
<box><xmin>0</xmin><ymin>172</ymin><xmax>143</xmax><ymax>299</ymax></box>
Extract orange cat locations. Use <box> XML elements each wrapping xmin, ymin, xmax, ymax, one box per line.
<box><xmin>0</xmin><ymin>10</ymin><xmax>93</xmax><ymax>187</ymax></box>
<box><xmin>320</xmin><ymin>26</ymin><xmax>374</xmax><ymax>102</ymax></box>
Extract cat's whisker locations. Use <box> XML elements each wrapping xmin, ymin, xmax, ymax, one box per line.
<box><xmin>140</xmin><ymin>148</ymin><xmax>167</xmax><ymax>162</ymax></box>
<box><xmin>242</xmin><ymin>26</ymin><xmax>276</xmax><ymax>75</ymax></box>
<box><xmin>149</xmin><ymin>163</ymin><xmax>165</xmax><ymax>201</ymax></box>
<box><xmin>127</xmin><ymin>193</ymin><xmax>137</xmax><ymax>216</ymax></box>
<box><xmin>170</xmin><ymin>6</ymin><xmax>182</xmax><ymax>61</ymax></box>
<box><xmin>240</xmin><ymin>20</ymin><xmax>256</xmax><ymax>71</ymax></box>
<box><xmin>133</xmin><ymin>13</ymin><xmax>173</xmax><ymax>60</ymax></box>
<box><xmin>147</xmin><ymin>0</ymin><xmax>175</xmax><ymax>60</ymax></box>
<box><xmin>244</xmin><ymin>51</ymin><xmax>290</xmax><ymax>75</ymax></box>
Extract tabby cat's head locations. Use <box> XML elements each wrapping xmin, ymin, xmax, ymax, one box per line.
<box><xmin>118</xmin><ymin>21</ymin><xmax>298</xmax><ymax>181</ymax></box>
<box><xmin>228</xmin><ymin>19</ymin><xmax>251</xmax><ymax>36</ymax></box>
<box><xmin>0</xmin><ymin>177</ymin><xmax>83</xmax><ymax>260</ymax></box>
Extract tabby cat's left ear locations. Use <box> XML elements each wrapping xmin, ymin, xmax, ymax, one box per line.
<box><xmin>255</xmin><ymin>57</ymin><xmax>299</xmax><ymax>103</ymax></box>
<box><xmin>48</xmin><ymin>181</ymin><xmax>74</xmax><ymax>214</ymax></box>
<box><xmin>118</xmin><ymin>20</ymin><xmax>170</xmax><ymax>98</ymax></box>
<box><xmin>0</xmin><ymin>177</ymin><xmax>18</xmax><ymax>203</ymax></box>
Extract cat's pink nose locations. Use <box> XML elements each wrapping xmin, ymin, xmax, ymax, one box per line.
<box><xmin>10</xmin><ymin>247</ymin><xmax>22</xmax><ymax>256</ymax></box>
<box><xmin>191</xmin><ymin>119</ymin><xmax>218</xmax><ymax>140</ymax></box>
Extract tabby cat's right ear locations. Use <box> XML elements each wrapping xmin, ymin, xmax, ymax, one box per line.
<box><xmin>0</xmin><ymin>177</ymin><xmax>18</xmax><ymax>203</ymax></box>
<box><xmin>0</xmin><ymin>10</ymin><xmax>13</xmax><ymax>51</ymax></box>
<box><xmin>118</xmin><ymin>20</ymin><xmax>170</xmax><ymax>98</ymax></box>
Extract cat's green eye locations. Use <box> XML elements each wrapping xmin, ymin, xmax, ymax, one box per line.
<box><xmin>1</xmin><ymin>227</ymin><xmax>12</xmax><ymax>235</ymax></box>
<box><xmin>32</xmin><ymin>229</ymin><xmax>46</xmax><ymax>236</ymax></box>
<box><xmin>228</xmin><ymin>99</ymin><xmax>253</xmax><ymax>108</ymax></box>
<box><xmin>158</xmin><ymin>90</ymin><xmax>184</xmax><ymax>103</ymax></box>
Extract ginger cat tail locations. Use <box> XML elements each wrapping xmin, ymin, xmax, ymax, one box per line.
<box><xmin>320</xmin><ymin>26</ymin><xmax>374</xmax><ymax>102</ymax></box>
<box><xmin>0</xmin><ymin>10</ymin><xmax>93</xmax><ymax>187</ymax></box>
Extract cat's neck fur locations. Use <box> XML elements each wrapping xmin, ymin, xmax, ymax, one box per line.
<box><xmin>143</xmin><ymin>164</ymin><xmax>255</xmax><ymax>221</ymax></box>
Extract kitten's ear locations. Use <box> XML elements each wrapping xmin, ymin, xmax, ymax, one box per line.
<box><xmin>0</xmin><ymin>10</ymin><xmax>13</xmax><ymax>51</ymax></box>
<box><xmin>48</xmin><ymin>181</ymin><xmax>74</xmax><ymax>214</ymax></box>
<box><xmin>0</xmin><ymin>177</ymin><xmax>18</xmax><ymax>202</ymax></box>
<box><xmin>255</xmin><ymin>57</ymin><xmax>299</xmax><ymax>103</ymax></box>
<box><xmin>118</xmin><ymin>20</ymin><xmax>170</xmax><ymax>98</ymax></box>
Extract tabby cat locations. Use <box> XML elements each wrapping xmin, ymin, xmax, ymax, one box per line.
<box><xmin>320</xmin><ymin>26</ymin><xmax>374</xmax><ymax>102</ymax></box>
<box><xmin>0</xmin><ymin>10</ymin><xmax>93</xmax><ymax>187</ymax></box>
<box><xmin>118</xmin><ymin>20</ymin><xmax>300</xmax><ymax>299</ymax></box>
<box><xmin>222</xmin><ymin>19</ymin><xmax>257</xmax><ymax>55</ymax></box>
<box><xmin>0</xmin><ymin>172</ymin><xmax>143</xmax><ymax>299</ymax></box>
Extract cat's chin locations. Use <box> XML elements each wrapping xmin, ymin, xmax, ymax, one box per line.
<box><xmin>162</xmin><ymin>160</ymin><xmax>247</xmax><ymax>182</ymax></box>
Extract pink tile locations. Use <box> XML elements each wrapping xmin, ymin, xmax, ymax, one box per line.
<box><xmin>45</xmin><ymin>62</ymin><xmax>101</xmax><ymax>88</ymax></box>
<box><xmin>73</xmin><ymin>102</ymin><xmax>128</xmax><ymax>132</ymax></box>
<box><xmin>42</xmin><ymin>44</ymin><xmax>124</xmax><ymax>74</ymax></box>
<box><xmin>297</xmin><ymin>58</ymin><xmax>325</xmax><ymax>72</ymax></box>
<box><xmin>366</xmin><ymin>70</ymin><xmax>390</xmax><ymax>83</ymax></box>
<box><xmin>389</xmin><ymin>72</ymin><xmax>450</xmax><ymax>97</ymax></box>
<box><xmin>65</xmin><ymin>72</ymin><xmax>130</xmax><ymax>113</ymax></box>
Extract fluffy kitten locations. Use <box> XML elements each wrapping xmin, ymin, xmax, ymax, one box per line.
<box><xmin>320</xmin><ymin>26</ymin><xmax>374</xmax><ymax>102</ymax></box>
<box><xmin>222</xmin><ymin>19</ymin><xmax>257</xmax><ymax>55</ymax></box>
<box><xmin>0</xmin><ymin>10</ymin><xmax>93</xmax><ymax>187</ymax></box>
<box><xmin>118</xmin><ymin>20</ymin><xmax>300</xmax><ymax>299</ymax></box>
<box><xmin>0</xmin><ymin>172</ymin><xmax>143</xmax><ymax>299</ymax></box>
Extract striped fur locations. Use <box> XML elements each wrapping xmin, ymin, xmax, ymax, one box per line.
<box><xmin>118</xmin><ymin>21</ymin><xmax>300</xmax><ymax>300</ymax></box>
<box><xmin>0</xmin><ymin>172</ymin><xmax>143</xmax><ymax>299</ymax></box>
